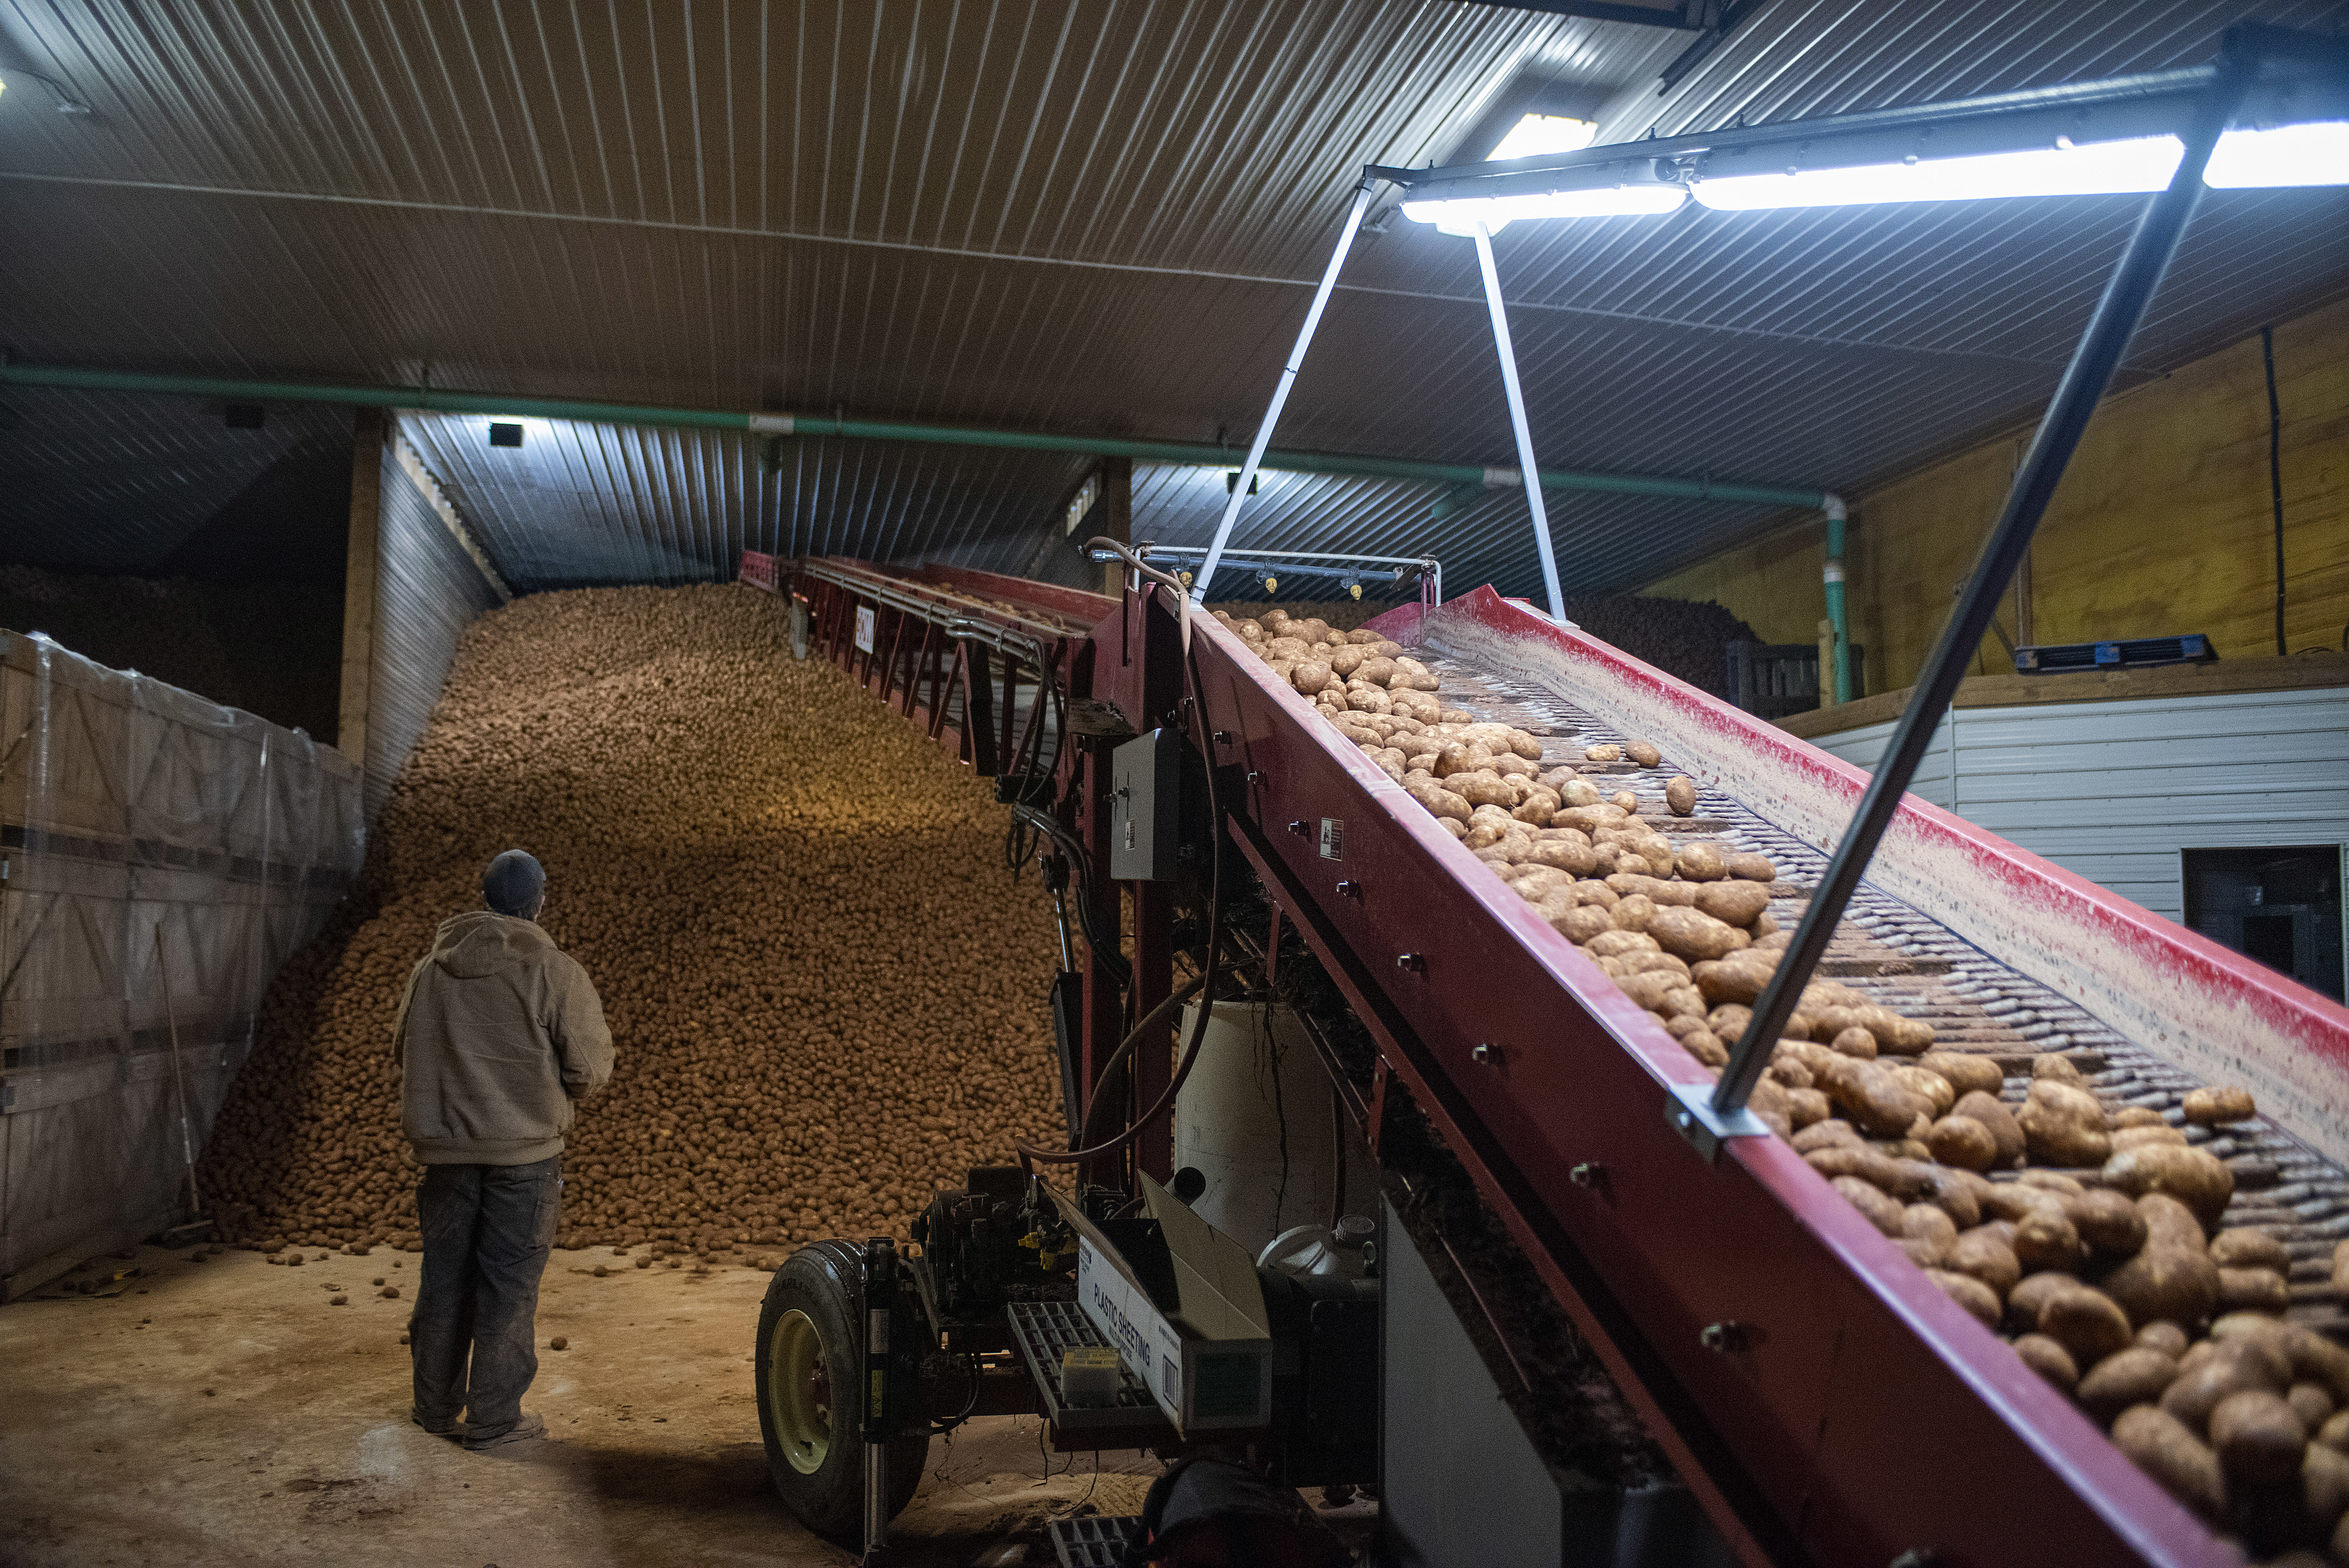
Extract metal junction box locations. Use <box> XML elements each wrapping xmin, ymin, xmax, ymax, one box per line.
<box><xmin>1108</xmin><ymin>728</ymin><xmax>1180</xmax><ymax>881</ymax></box>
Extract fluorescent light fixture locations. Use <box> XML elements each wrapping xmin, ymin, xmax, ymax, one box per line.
<box><xmin>2205</xmin><ymin>120</ymin><xmax>2349</xmax><ymax>187</ymax></box>
<box><xmin>1692</xmin><ymin>135</ymin><xmax>2184</xmax><ymax>210</ymax></box>
<box><xmin>1488</xmin><ymin>112</ymin><xmax>1596</xmax><ymax>162</ymax></box>
<box><xmin>1398</xmin><ymin>115</ymin><xmax>2347</xmax><ymax>235</ymax></box>
<box><xmin>1692</xmin><ymin>123</ymin><xmax>2349</xmax><ymax>210</ymax></box>
<box><xmin>1403</xmin><ymin>185</ymin><xmax>1684</xmax><ymax>235</ymax></box>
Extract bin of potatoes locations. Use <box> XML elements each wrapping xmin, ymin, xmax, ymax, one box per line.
<box><xmin>200</xmin><ymin>584</ymin><xmax>1067</xmax><ymax>1259</ymax></box>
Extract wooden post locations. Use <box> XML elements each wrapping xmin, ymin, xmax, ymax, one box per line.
<box><xmin>1096</xmin><ymin>456</ymin><xmax>1132</xmax><ymax>599</ymax></box>
<box><xmin>337</xmin><ymin>408</ymin><xmax>385</xmax><ymax>763</ymax></box>
<box><xmin>1817</xmin><ymin>618</ymin><xmax>1837</xmax><ymax>710</ymax></box>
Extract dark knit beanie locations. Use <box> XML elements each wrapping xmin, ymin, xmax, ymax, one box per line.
<box><xmin>482</xmin><ymin>850</ymin><xmax>546</xmax><ymax>917</ymax></box>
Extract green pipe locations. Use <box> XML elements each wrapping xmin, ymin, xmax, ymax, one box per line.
<box><xmin>0</xmin><ymin>361</ymin><xmax>1832</xmax><ymax>511</ymax></box>
<box><xmin>1824</xmin><ymin>498</ymin><xmax>1853</xmax><ymax>703</ymax></box>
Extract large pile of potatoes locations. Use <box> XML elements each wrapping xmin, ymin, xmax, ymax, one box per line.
<box><xmin>1231</xmin><ymin>601</ymin><xmax>2339</xmax><ymax>1560</ymax></box>
<box><xmin>200</xmin><ymin>584</ymin><xmax>1066</xmax><ymax>1257</ymax></box>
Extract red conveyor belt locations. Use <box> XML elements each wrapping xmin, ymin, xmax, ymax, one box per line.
<box><xmin>802</xmin><ymin>560</ymin><xmax>2349</xmax><ymax>1568</ymax></box>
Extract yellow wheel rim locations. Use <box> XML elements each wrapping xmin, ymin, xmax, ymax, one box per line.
<box><xmin>767</xmin><ymin>1308</ymin><xmax>832</xmax><ymax>1475</ymax></box>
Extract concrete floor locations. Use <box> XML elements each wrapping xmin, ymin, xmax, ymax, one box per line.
<box><xmin>0</xmin><ymin>1243</ymin><xmax>1159</xmax><ymax>1567</ymax></box>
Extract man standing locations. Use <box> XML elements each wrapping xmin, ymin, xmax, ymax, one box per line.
<box><xmin>394</xmin><ymin>849</ymin><xmax>612</xmax><ymax>1450</ymax></box>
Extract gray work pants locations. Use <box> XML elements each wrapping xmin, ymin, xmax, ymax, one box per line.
<box><xmin>409</xmin><ymin>1155</ymin><xmax>562</xmax><ymax>1437</ymax></box>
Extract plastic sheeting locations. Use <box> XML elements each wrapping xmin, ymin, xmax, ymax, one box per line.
<box><xmin>0</xmin><ymin>629</ymin><xmax>363</xmax><ymax>1295</ymax></box>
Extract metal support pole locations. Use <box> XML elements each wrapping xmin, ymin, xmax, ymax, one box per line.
<box><xmin>861</xmin><ymin>1235</ymin><xmax>897</xmax><ymax>1564</ymax></box>
<box><xmin>1823</xmin><ymin>498</ymin><xmax>1852</xmax><ymax>704</ymax></box>
<box><xmin>1701</xmin><ymin>48</ymin><xmax>2258</xmax><ymax>1134</ymax></box>
<box><xmin>1191</xmin><ymin>175</ymin><xmax>1378</xmax><ymax>604</ymax></box>
<box><xmin>1471</xmin><ymin>222</ymin><xmax>1568</xmax><ymax>625</ymax></box>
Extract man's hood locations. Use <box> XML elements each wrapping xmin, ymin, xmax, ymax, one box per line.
<box><xmin>430</xmin><ymin>910</ymin><xmax>554</xmax><ymax>979</ymax></box>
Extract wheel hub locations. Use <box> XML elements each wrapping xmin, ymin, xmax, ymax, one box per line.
<box><xmin>766</xmin><ymin>1307</ymin><xmax>834</xmax><ymax>1475</ymax></box>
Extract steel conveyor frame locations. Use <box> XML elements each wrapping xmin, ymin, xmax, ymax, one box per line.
<box><xmin>791</xmin><ymin>550</ymin><xmax>2349</xmax><ymax>1566</ymax></box>
<box><xmin>1127</xmin><ymin>583</ymin><xmax>2349</xmax><ymax>1567</ymax></box>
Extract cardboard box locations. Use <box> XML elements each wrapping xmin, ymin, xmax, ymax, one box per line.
<box><xmin>1065</xmin><ymin>1172</ymin><xmax>1274</xmax><ymax>1433</ymax></box>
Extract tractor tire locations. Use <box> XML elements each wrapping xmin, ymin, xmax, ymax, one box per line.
<box><xmin>754</xmin><ymin>1245</ymin><xmax>929</xmax><ymax>1540</ymax></box>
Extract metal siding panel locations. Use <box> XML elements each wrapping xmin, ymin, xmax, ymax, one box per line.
<box><xmin>1815</xmin><ymin>686</ymin><xmax>2349</xmax><ymax>925</ymax></box>
<box><xmin>1957</xmin><ymin>688</ymin><xmax>2349</xmax><ymax>747</ymax></box>
<box><xmin>1810</xmin><ymin>712</ymin><xmax>1957</xmax><ymax>811</ymax></box>
<box><xmin>1953</xmin><ymin>758</ymin><xmax>2349</xmax><ymax>801</ymax></box>
<box><xmin>364</xmin><ymin>442</ymin><xmax>502</xmax><ymax>820</ymax></box>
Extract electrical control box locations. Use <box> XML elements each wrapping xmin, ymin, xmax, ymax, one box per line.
<box><xmin>1109</xmin><ymin>728</ymin><xmax>1180</xmax><ymax>881</ymax></box>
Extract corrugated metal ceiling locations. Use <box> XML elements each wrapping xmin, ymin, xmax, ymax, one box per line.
<box><xmin>0</xmin><ymin>386</ymin><xmax>352</xmax><ymax>570</ymax></box>
<box><xmin>1</xmin><ymin>0</ymin><xmax>2343</xmax><ymax>597</ymax></box>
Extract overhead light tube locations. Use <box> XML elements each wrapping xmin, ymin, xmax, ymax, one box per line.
<box><xmin>2204</xmin><ymin>120</ymin><xmax>2349</xmax><ymax>187</ymax></box>
<box><xmin>1692</xmin><ymin>124</ymin><xmax>2348</xmax><ymax>210</ymax></box>
<box><xmin>1691</xmin><ymin>135</ymin><xmax>2186</xmax><ymax>210</ymax></box>
<box><xmin>1403</xmin><ymin>185</ymin><xmax>1684</xmax><ymax>236</ymax></box>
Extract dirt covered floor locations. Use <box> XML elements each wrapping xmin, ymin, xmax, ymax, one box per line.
<box><xmin>0</xmin><ymin>1242</ymin><xmax>1156</xmax><ymax>1567</ymax></box>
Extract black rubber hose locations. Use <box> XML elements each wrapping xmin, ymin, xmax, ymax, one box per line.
<box><xmin>1021</xmin><ymin>594</ymin><xmax>1228</xmax><ymax>1170</ymax></box>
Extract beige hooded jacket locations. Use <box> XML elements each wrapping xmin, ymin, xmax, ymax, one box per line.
<box><xmin>393</xmin><ymin>910</ymin><xmax>613</xmax><ymax>1165</ymax></box>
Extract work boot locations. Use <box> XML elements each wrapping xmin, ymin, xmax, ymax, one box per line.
<box><xmin>462</xmin><ymin>1411</ymin><xmax>546</xmax><ymax>1450</ymax></box>
<box><xmin>411</xmin><ymin>1407</ymin><xmax>464</xmax><ymax>1438</ymax></box>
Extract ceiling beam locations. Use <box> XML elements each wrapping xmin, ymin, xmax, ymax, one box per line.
<box><xmin>0</xmin><ymin>361</ymin><xmax>1833</xmax><ymax>513</ymax></box>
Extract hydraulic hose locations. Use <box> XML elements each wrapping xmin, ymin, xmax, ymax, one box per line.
<box><xmin>1027</xmin><ymin>970</ymin><xmax>1209</xmax><ymax>1163</ymax></box>
<box><xmin>1020</xmin><ymin>586</ymin><xmax>1229</xmax><ymax>1171</ymax></box>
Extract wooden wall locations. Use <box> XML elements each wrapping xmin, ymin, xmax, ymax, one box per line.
<box><xmin>1646</xmin><ymin>294</ymin><xmax>2349</xmax><ymax>695</ymax></box>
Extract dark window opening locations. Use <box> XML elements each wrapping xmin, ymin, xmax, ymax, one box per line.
<box><xmin>488</xmin><ymin>421</ymin><xmax>524</xmax><ymax>448</ymax></box>
<box><xmin>2182</xmin><ymin>846</ymin><xmax>2346</xmax><ymax>1002</ymax></box>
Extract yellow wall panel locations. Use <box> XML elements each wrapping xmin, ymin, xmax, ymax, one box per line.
<box><xmin>1647</xmin><ymin>295</ymin><xmax>2349</xmax><ymax>695</ymax></box>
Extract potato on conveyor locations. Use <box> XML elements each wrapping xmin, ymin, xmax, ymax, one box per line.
<box><xmin>2216</xmin><ymin>1267</ymin><xmax>2292</xmax><ymax>1316</ymax></box>
<box><xmin>2078</xmin><ymin>1346</ymin><xmax>2182</xmax><ymax>1422</ymax></box>
<box><xmin>1927</xmin><ymin>1268</ymin><xmax>2002</xmax><ymax>1328</ymax></box>
<box><xmin>2015</xmin><ymin>1333</ymin><xmax>2081</xmax><ymax>1390</ymax></box>
<box><xmin>2039</xmin><ymin>1284</ymin><xmax>2135</xmax><ymax>1365</ymax></box>
<box><xmin>2018</xmin><ymin>1080</ymin><xmax>2112</xmax><ymax>1168</ymax></box>
<box><xmin>1917</xmin><ymin>1052</ymin><xmax>2003</xmax><ymax>1098</ymax></box>
<box><xmin>1945</xmin><ymin>1227</ymin><xmax>2022</xmax><ymax>1296</ymax></box>
<box><xmin>2111</xmin><ymin>1406</ymin><xmax>2226</xmax><ymax>1519</ymax></box>
<box><xmin>1645</xmin><ymin>906</ymin><xmax>1750</xmax><ymax>963</ymax></box>
<box><xmin>2102</xmin><ymin>1144</ymin><xmax>2235</xmax><ymax>1229</ymax></box>
<box><xmin>1926</xmin><ymin>1115</ymin><xmax>1999</xmax><ymax>1171</ymax></box>
<box><xmin>2210</xmin><ymin>1389</ymin><xmax>2306</xmax><ymax>1486</ymax></box>
<box><xmin>2182</xmin><ymin>1086</ymin><xmax>2256</xmax><ymax>1126</ymax></box>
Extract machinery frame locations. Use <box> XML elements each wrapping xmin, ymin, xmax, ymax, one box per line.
<box><xmin>784</xmin><ymin>551</ymin><xmax>2349</xmax><ymax>1565</ymax></box>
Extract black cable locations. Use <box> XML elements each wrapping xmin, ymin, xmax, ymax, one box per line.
<box><xmin>1011</xmin><ymin>802</ymin><xmax>1130</xmax><ymax>993</ymax></box>
<box><xmin>1327</xmin><ymin>1076</ymin><xmax>1348</xmax><ymax>1231</ymax></box>
<box><xmin>2263</xmin><ymin>324</ymin><xmax>2286</xmax><ymax>658</ymax></box>
<box><xmin>1033</xmin><ymin>971</ymin><xmax>1208</xmax><ymax>1157</ymax></box>
<box><xmin>929</xmin><ymin>1351</ymin><xmax>985</xmax><ymax>1434</ymax></box>
<box><xmin>1021</xmin><ymin>586</ymin><xmax>1230</xmax><ymax>1171</ymax></box>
